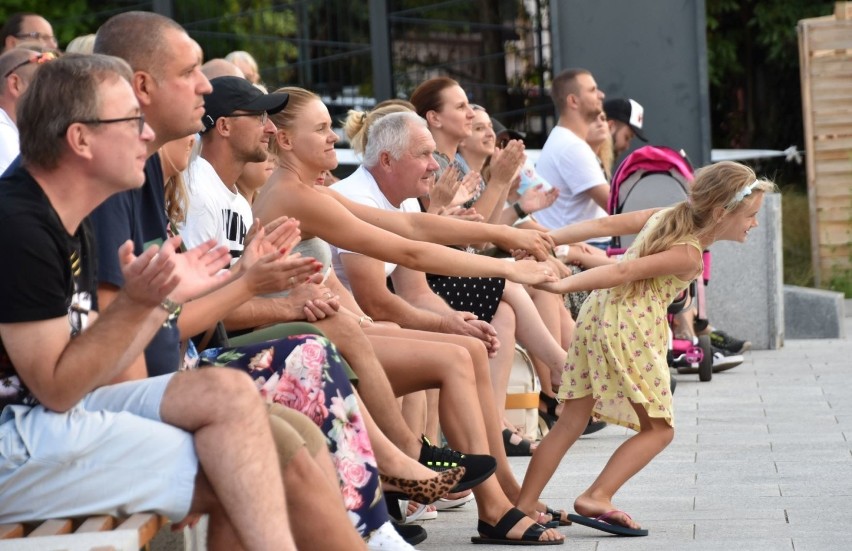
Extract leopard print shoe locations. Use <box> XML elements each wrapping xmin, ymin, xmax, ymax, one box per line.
<box><xmin>380</xmin><ymin>466</ymin><xmax>466</xmax><ymax>505</ymax></box>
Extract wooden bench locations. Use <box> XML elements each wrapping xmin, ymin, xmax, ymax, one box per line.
<box><xmin>0</xmin><ymin>513</ymin><xmax>167</xmax><ymax>550</ymax></box>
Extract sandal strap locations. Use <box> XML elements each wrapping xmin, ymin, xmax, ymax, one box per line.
<box><xmin>477</xmin><ymin>508</ymin><xmax>547</xmax><ymax>541</ymax></box>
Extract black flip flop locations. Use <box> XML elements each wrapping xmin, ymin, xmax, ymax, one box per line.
<box><xmin>567</xmin><ymin>511</ymin><xmax>648</xmax><ymax>537</ymax></box>
<box><xmin>472</xmin><ymin>508</ymin><xmax>563</xmax><ymax>545</ymax></box>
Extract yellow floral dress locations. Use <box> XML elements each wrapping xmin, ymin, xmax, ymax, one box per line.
<box><xmin>557</xmin><ymin>209</ymin><xmax>701</xmax><ymax>431</ymax></box>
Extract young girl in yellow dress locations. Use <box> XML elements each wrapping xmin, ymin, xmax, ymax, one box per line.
<box><xmin>515</xmin><ymin>161</ymin><xmax>775</xmax><ymax>536</ymax></box>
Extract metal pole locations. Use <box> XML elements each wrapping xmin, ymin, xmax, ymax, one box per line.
<box><xmin>369</xmin><ymin>0</ymin><xmax>393</xmax><ymax>100</ymax></box>
<box><xmin>151</xmin><ymin>0</ymin><xmax>173</xmax><ymax>19</ymax></box>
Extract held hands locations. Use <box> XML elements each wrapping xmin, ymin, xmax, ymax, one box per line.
<box><xmin>118</xmin><ymin>237</ymin><xmax>233</xmax><ymax>307</ymax></box>
<box><xmin>518</xmin><ymin>184</ymin><xmax>559</xmax><ymax>214</ymax></box>
<box><xmin>499</xmin><ymin>227</ymin><xmax>555</xmax><ymax>261</ymax></box>
<box><xmin>506</xmin><ymin>258</ymin><xmax>559</xmax><ymax>286</ymax></box>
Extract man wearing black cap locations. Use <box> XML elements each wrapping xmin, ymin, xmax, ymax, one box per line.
<box><xmin>181</xmin><ymin>76</ymin><xmax>288</xmax><ymax>257</ymax></box>
<box><xmin>603</xmin><ymin>97</ymin><xmax>648</xmax><ymax>158</ymax></box>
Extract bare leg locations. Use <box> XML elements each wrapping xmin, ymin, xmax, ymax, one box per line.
<box><xmin>515</xmin><ymin>395</ymin><xmax>595</xmax><ymax>519</ymax></box>
<box><xmin>284</xmin><ymin>448</ymin><xmax>367</xmax><ymax>549</ymax></box>
<box><xmin>354</xmin><ymin>391</ymin><xmax>440</xmax><ymax>482</ymax></box>
<box><xmin>488</xmin><ymin>300</ymin><xmax>516</xmax><ymax>421</ymax></box>
<box><xmin>188</xmin><ymin>471</ymin><xmax>241</xmax><ymax>551</ymax></box>
<box><xmin>314</xmin><ymin>315</ymin><xmax>423</xmax><ymax>457</ymax></box>
<box><xmin>366</xmin><ymin>333</ymin><xmax>561</xmax><ymax>542</ymax></box>
<box><xmin>526</xmin><ymin>285</ymin><xmax>573</xmax><ymax>392</ymax></box>
<box><xmin>424</xmin><ymin>389</ymin><xmax>441</xmax><ymax>443</ymax></box>
<box><xmin>161</xmin><ymin>369</ymin><xmax>296</xmax><ymax>551</ymax></box>
<box><xmin>401</xmin><ymin>390</ymin><xmax>427</xmax><ymax>436</ymax></box>
<box><xmin>574</xmin><ymin>402</ymin><xmax>674</xmax><ymax>530</ymax></box>
<box><xmin>502</xmin><ymin>282</ymin><xmax>566</xmax><ymax>374</ymax></box>
<box><xmin>364</xmin><ymin>324</ymin><xmax>523</xmax><ymax>503</ymax></box>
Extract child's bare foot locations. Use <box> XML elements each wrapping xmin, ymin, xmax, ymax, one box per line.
<box><xmin>574</xmin><ymin>494</ymin><xmax>643</xmax><ymax>530</ymax></box>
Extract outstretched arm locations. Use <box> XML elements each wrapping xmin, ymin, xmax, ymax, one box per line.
<box><xmin>265</xmin><ymin>182</ymin><xmax>556</xmax><ymax>285</ymax></box>
<box><xmin>548</xmin><ymin>208</ymin><xmax>660</xmax><ymax>245</ymax></box>
<box><xmin>536</xmin><ymin>242</ymin><xmax>702</xmax><ymax>295</ymax></box>
<box><xmin>319</xmin><ymin>185</ymin><xmax>554</xmax><ymax>260</ymax></box>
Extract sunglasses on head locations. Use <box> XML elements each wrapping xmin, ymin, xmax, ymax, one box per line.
<box><xmin>3</xmin><ymin>51</ymin><xmax>56</xmax><ymax>79</ymax></box>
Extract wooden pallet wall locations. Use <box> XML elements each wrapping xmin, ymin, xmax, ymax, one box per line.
<box><xmin>797</xmin><ymin>2</ymin><xmax>852</xmax><ymax>286</ymax></box>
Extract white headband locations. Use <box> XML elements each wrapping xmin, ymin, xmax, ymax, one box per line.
<box><xmin>726</xmin><ymin>180</ymin><xmax>760</xmax><ymax>209</ymax></box>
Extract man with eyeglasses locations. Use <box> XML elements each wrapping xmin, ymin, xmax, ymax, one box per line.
<box><xmin>0</xmin><ymin>48</ymin><xmax>53</xmax><ymax>173</ymax></box>
<box><xmin>0</xmin><ymin>52</ymin><xmax>300</xmax><ymax>551</ymax></box>
<box><xmin>0</xmin><ymin>12</ymin><xmax>57</xmax><ymax>52</ymax></box>
<box><xmin>181</xmin><ymin>76</ymin><xmax>287</xmax><ymax>258</ymax></box>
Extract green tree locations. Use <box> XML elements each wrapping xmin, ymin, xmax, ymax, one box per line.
<box><xmin>706</xmin><ymin>0</ymin><xmax>834</xmax><ymax>188</ymax></box>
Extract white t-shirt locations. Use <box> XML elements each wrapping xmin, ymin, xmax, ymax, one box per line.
<box><xmin>329</xmin><ymin>166</ymin><xmax>420</xmax><ymax>291</ymax></box>
<box><xmin>533</xmin><ymin>125</ymin><xmax>608</xmax><ymax>236</ymax></box>
<box><xmin>179</xmin><ymin>156</ymin><xmax>253</xmax><ymax>261</ymax></box>
<box><xmin>0</xmin><ymin>108</ymin><xmax>19</xmax><ymax>175</ymax></box>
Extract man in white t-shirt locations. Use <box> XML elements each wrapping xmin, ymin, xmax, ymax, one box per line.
<box><xmin>534</xmin><ymin>68</ymin><xmax>608</xmax><ymax>246</ymax></box>
<box><xmin>180</xmin><ymin>76</ymin><xmax>288</xmax><ymax>258</ymax></box>
<box><xmin>0</xmin><ymin>48</ymin><xmax>47</xmax><ymax>173</ymax></box>
<box><xmin>331</xmin><ymin>112</ymin><xmax>501</xmax><ymax>352</ymax></box>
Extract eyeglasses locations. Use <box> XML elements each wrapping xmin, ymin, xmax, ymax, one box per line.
<box><xmin>223</xmin><ymin>111</ymin><xmax>269</xmax><ymax>125</ymax></box>
<box><xmin>14</xmin><ymin>32</ymin><xmax>57</xmax><ymax>45</ymax></box>
<box><xmin>3</xmin><ymin>51</ymin><xmax>56</xmax><ymax>78</ymax></box>
<box><xmin>74</xmin><ymin>114</ymin><xmax>147</xmax><ymax>136</ymax></box>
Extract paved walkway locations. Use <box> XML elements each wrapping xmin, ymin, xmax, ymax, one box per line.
<box><xmin>417</xmin><ymin>314</ymin><xmax>852</xmax><ymax>550</ymax></box>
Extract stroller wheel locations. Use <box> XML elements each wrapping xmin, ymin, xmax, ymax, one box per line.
<box><xmin>698</xmin><ymin>334</ymin><xmax>713</xmax><ymax>382</ymax></box>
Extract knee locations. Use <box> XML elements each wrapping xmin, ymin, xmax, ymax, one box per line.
<box><xmin>199</xmin><ymin>367</ymin><xmax>261</xmax><ymax>414</ymax></box>
<box><xmin>446</xmin><ymin>346</ymin><xmax>476</xmax><ymax>385</ymax></box>
<box><xmin>656</xmin><ymin>424</ymin><xmax>675</xmax><ymax>447</ymax></box>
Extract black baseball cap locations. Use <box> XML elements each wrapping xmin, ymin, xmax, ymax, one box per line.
<box><xmin>202</xmin><ymin>76</ymin><xmax>289</xmax><ymax>132</ymax></box>
<box><xmin>603</xmin><ymin>98</ymin><xmax>648</xmax><ymax>142</ymax></box>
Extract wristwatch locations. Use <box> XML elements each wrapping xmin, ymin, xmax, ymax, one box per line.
<box><xmin>512</xmin><ymin>202</ymin><xmax>527</xmax><ymax>218</ymax></box>
<box><xmin>160</xmin><ymin>297</ymin><xmax>182</xmax><ymax>315</ymax></box>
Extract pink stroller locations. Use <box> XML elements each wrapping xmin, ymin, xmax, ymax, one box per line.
<box><xmin>607</xmin><ymin>146</ymin><xmax>714</xmax><ymax>382</ymax></box>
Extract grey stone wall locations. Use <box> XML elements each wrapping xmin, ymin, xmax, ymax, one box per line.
<box><xmin>704</xmin><ymin>193</ymin><xmax>784</xmax><ymax>349</ymax></box>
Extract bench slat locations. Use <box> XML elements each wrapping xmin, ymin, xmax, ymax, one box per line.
<box><xmin>76</xmin><ymin>515</ymin><xmax>116</xmax><ymax>533</ymax></box>
<box><xmin>117</xmin><ymin>513</ymin><xmax>166</xmax><ymax>545</ymax></box>
<box><xmin>0</xmin><ymin>524</ymin><xmax>24</xmax><ymax>539</ymax></box>
<box><xmin>28</xmin><ymin>518</ymin><xmax>73</xmax><ymax>537</ymax></box>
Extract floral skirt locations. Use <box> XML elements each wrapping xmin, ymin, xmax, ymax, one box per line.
<box><xmin>199</xmin><ymin>334</ymin><xmax>386</xmax><ymax>537</ymax></box>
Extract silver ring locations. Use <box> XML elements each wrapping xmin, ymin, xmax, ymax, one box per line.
<box><xmin>289</xmin><ymin>276</ymin><xmax>296</xmax><ymax>287</ymax></box>
<box><xmin>324</xmin><ymin>291</ymin><xmax>333</xmax><ymax>300</ymax></box>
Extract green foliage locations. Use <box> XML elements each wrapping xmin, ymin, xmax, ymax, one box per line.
<box><xmin>178</xmin><ymin>0</ymin><xmax>299</xmax><ymax>89</ymax></box>
<box><xmin>706</xmin><ymin>0</ymin><xmax>835</xmax><ymax>193</ymax></box>
<box><xmin>1</xmin><ymin>0</ymin><xmax>99</xmax><ymax>48</ymax></box>
<box><xmin>780</xmin><ymin>186</ymin><xmax>814</xmax><ymax>288</ymax></box>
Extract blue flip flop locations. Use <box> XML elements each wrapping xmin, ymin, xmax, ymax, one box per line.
<box><xmin>567</xmin><ymin>510</ymin><xmax>648</xmax><ymax>537</ymax></box>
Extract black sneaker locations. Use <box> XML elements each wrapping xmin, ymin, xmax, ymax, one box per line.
<box><xmin>709</xmin><ymin>329</ymin><xmax>751</xmax><ymax>355</ymax></box>
<box><xmin>418</xmin><ymin>435</ymin><xmax>496</xmax><ymax>493</ymax></box>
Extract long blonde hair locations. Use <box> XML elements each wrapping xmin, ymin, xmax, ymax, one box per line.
<box><xmin>622</xmin><ymin>161</ymin><xmax>775</xmax><ymax>298</ymax></box>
